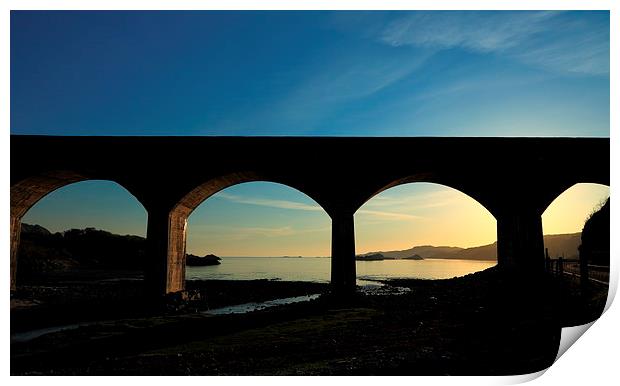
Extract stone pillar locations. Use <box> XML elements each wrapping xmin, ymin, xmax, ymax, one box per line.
<box><xmin>496</xmin><ymin>209</ymin><xmax>545</xmax><ymax>274</ymax></box>
<box><xmin>331</xmin><ymin>210</ymin><xmax>356</xmax><ymax>295</ymax></box>
<box><xmin>145</xmin><ymin>208</ymin><xmax>187</xmax><ymax>297</ymax></box>
<box><xmin>10</xmin><ymin>215</ymin><xmax>21</xmax><ymax>292</ymax></box>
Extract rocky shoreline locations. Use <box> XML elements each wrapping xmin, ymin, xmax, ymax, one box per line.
<box><xmin>11</xmin><ymin>267</ymin><xmax>609</xmax><ymax>375</ymax></box>
<box><xmin>10</xmin><ymin>272</ymin><xmax>329</xmax><ymax>333</ymax></box>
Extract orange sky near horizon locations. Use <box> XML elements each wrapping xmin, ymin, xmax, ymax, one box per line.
<box><xmin>354</xmin><ymin>183</ymin><xmax>497</xmax><ymax>254</ymax></box>
<box><xmin>542</xmin><ymin>183</ymin><xmax>610</xmax><ymax>235</ymax></box>
<box><xmin>188</xmin><ymin>182</ymin><xmax>610</xmax><ymax>256</ymax></box>
<box><xmin>23</xmin><ymin>180</ymin><xmax>609</xmax><ymax>257</ymax></box>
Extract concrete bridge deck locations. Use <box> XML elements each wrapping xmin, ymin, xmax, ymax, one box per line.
<box><xmin>10</xmin><ymin>135</ymin><xmax>609</xmax><ymax>296</ymax></box>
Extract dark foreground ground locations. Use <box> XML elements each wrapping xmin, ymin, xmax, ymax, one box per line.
<box><xmin>10</xmin><ymin>267</ymin><xmax>607</xmax><ymax>375</ymax></box>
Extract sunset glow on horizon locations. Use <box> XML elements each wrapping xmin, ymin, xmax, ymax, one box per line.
<box><xmin>355</xmin><ymin>183</ymin><xmax>497</xmax><ymax>254</ymax></box>
<box><xmin>21</xmin><ymin>180</ymin><xmax>609</xmax><ymax>257</ymax></box>
<box><xmin>542</xmin><ymin>183</ymin><xmax>610</xmax><ymax>235</ymax></box>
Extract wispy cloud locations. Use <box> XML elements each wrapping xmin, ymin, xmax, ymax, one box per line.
<box><xmin>355</xmin><ymin>187</ymin><xmax>492</xmax><ymax>223</ymax></box>
<box><xmin>217</xmin><ymin>188</ymin><xmax>456</xmax><ymax>222</ymax></box>
<box><xmin>515</xmin><ymin>24</ymin><xmax>609</xmax><ymax>75</ymax></box>
<box><xmin>378</xmin><ymin>11</ymin><xmax>609</xmax><ymax>75</ymax></box>
<box><xmin>217</xmin><ymin>192</ymin><xmax>323</xmax><ymax>212</ymax></box>
<box><xmin>191</xmin><ymin>224</ymin><xmax>330</xmax><ymax>241</ymax></box>
<box><xmin>363</xmin><ymin>189</ymin><xmax>458</xmax><ymax>210</ymax></box>
<box><xmin>236</xmin><ymin>226</ymin><xmax>296</xmax><ymax>237</ymax></box>
<box><xmin>357</xmin><ymin>209</ymin><xmax>424</xmax><ymax>221</ymax></box>
<box><xmin>268</xmin><ymin>51</ymin><xmax>433</xmax><ymax>130</ymax></box>
<box><xmin>380</xmin><ymin>11</ymin><xmax>556</xmax><ymax>52</ymax></box>
<box><xmin>290</xmin><ymin>55</ymin><xmax>430</xmax><ymax>105</ymax></box>
<box><xmin>217</xmin><ymin>190</ymin><xmax>430</xmax><ymax>223</ymax></box>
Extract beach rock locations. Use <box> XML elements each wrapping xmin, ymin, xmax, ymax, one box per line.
<box><xmin>186</xmin><ymin>253</ymin><xmax>221</xmax><ymax>266</ymax></box>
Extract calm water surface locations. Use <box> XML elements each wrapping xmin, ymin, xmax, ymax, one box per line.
<box><xmin>13</xmin><ymin>258</ymin><xmax>495</xmax><ymax>342</ymax></box>
<box><xmin>186</xmin><ymin>257</ymin><xmax>496</xmax><ymax>283</ymax></box>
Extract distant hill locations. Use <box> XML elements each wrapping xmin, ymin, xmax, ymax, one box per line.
<box><xmin>360</xmin><ymin>246</ymin><xmax>461</xmax><ymax>260</ymax></box>
<box><xmin>18</xmin><ymin>224</ymin><xmax>230</xmax><ymax>279</ymax></box>
<box><xmin>362</xmin><ymin>233</ymin><xmax>582</xmax><ymax>261</ymax></box>
<box><xmin>17</xmin><ymin>224</ymin><xmax>147</xmax><ymax>280</ymax></box>
<box><xmin>435</xmin><ymin>243</ymin><xmax>497</xmax><ymax>261</ymax></box>
<box><xmin>542</xmin><ymin>233</ymin><xmax>582</xmax><ymax>259</ymax></box>
<box><xmin>21</xmin><ymin>223</ymin><xmax>52</xmax><ymax>236</ymax></box>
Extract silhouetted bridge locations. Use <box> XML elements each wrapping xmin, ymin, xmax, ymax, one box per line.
<box><xmin>10</xmin><ymin>136</ymin><xmax>609</xmax><ymax>297</ymax></box>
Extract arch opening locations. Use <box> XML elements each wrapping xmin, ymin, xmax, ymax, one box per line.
<box><xmin>182</xmin><ymin>181</ymin><xmax>332</xmax><ymax>303</ymax></box>
<box><xmin>173</xmin><ymin>172</ymin><xmax>325</xmax><ymax>219</ymax></box>
<box><xmin>11</xmin><ymin>179</ymin><xmax>148</xmax><ymax>326</ymax></box>
<box><xmin>161</xmin><ymin>175</ymin><xmax>329</xmax><ymax>293</ymax></box>
<box><xmin>354</xmin><ymin>182</ymin><xmax>497</xmax><ymax>284</ymax></box>
<box><xmin>541</xmin><ymin>183</ymin><xmax>609</xmax><ymax>271</ymax></box>
<box><xmin>541</xmin><ymin>182</ymin><xmax>610</xmax><ymax>324</ymax></box>
<box><xmin>542</xmin><ymin>183</ymin><xmax>609</xmax><ymax>250</ymax></box>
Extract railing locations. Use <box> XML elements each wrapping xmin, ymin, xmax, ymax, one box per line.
<box><xmin>545</xmin><ymin>250</ymin><xmax>609</xmax><ymax>287</ymax></box>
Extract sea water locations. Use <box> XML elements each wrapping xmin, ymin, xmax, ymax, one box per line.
<box><xmin>185</xmin><ymin>257</ymin><xmax>496</xmax><ymax>283</ymax></box>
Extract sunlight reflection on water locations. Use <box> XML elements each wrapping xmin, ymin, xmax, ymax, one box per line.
<box><xmin>186</xmin><ymin>257</ymin><xmax>496</xmax><ymax>282</ymax></box>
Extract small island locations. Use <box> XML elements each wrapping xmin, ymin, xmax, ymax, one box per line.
<box><xmin>403</xmin><ymin>254</ymin><xmax>424</xmax><ymax>260</ymax></box>
<box><xmin>186</xmin><ymin>253</ymin><xmax>221</xmax><ymax>266</ymax></box>
<box><xmin>356</xmin><ymin>253</ymin><xmax>385</xmax><ymax>261</ymax></box>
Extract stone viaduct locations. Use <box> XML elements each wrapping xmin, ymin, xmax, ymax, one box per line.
<box><xmin>10</xmin><ymin>136</ymin><xmax>610</xmax><ymax>297</ymax></box>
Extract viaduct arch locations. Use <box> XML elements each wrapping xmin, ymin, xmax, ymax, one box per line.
<box><xmin>10</xmin><ymin>170</ymin><xmax>148</xmax><ymax>291</ymax></box>
<box><xmin>152</xmin><ymin>172</ymin><xmax>330</xmax><ymax>295</ymax></box>
<box><xmin>10</xmin><ymin>136</ymin><xmax>610</xmax><ymax>297</ymax></box>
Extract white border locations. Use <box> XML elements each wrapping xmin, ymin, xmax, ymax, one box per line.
<box><xmin>2</xmin><ymin>1</ymin><xmax>617</xmax><ymax>385</ymax></box>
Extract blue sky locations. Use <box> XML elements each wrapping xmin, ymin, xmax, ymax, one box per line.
<box><xmin>12</xmin><ymin>10</ymin><xmax>609</xmax><ymax>136</ymax></box>
<box><xmin>13</xmin><ymin>11</ymin><xmax>610</xmax><ymax>255</ymax></box>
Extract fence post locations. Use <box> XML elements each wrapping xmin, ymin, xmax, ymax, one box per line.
<box><xmin>580</xmin><ymin>249</ymin><xmax>589</xmax><ymax>294</ymax></box>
